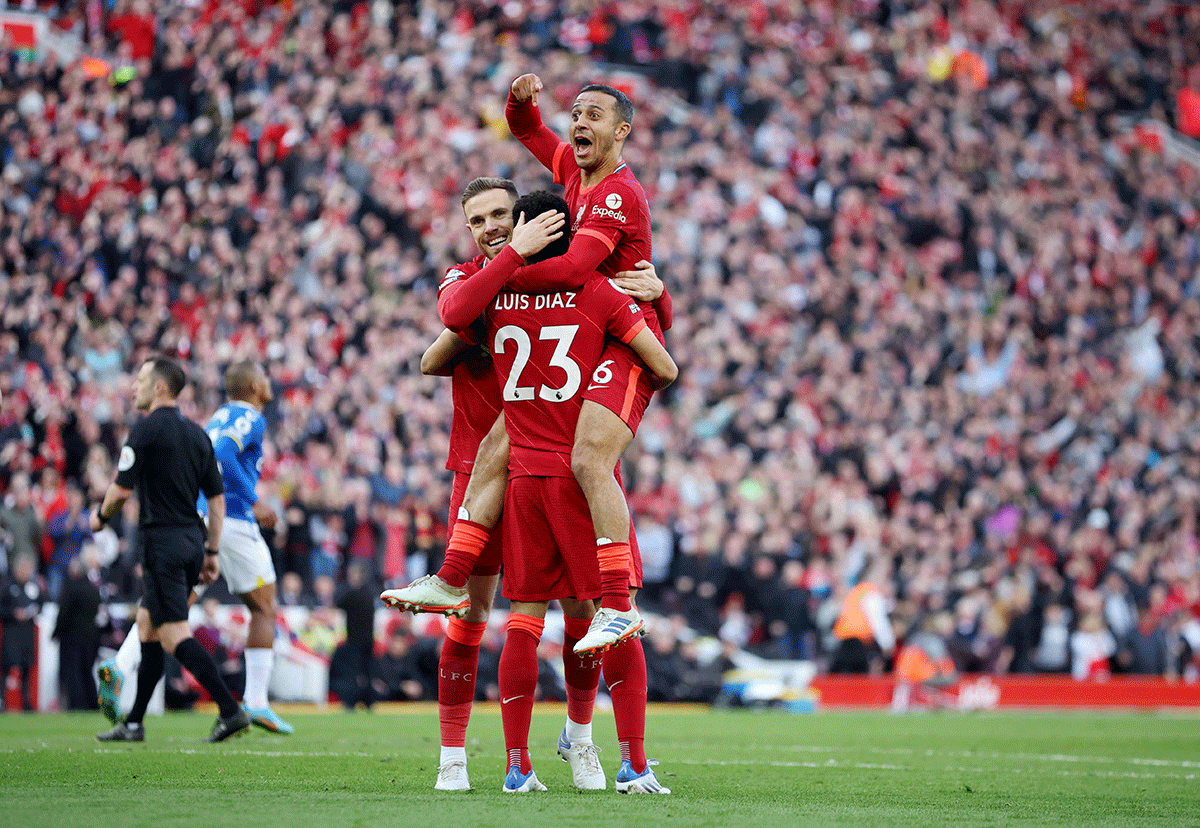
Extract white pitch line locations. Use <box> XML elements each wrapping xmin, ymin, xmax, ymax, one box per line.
<box><xmin>87</xmin><ymin>747</ymin><xmax>378</xmax><ymax>758</ymax></box>
<box><xmin>663</xmin><ymin>742</ymin><xmax>1200</xmax><ymax>770</ymax></box>
<box><xmin>670</xmin><ymin>758</ymin><xmax>1197</xmax><ymax>781</ymax></box>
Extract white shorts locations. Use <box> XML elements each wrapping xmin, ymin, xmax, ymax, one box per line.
<box><xmin>216</xmin><ymin>516</ymin><xmax>277</xmax><ymax>595</ymax></box>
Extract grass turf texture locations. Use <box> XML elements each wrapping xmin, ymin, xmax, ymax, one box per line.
<box><xmin>0</xmin><ymin>705</ymin><xmax>1197</xmax><ymax>828</ymax></box>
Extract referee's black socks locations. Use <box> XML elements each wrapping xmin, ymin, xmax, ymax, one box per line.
<box><xmin>174</xmin><ymin>637</ymin><xmax>241</xmax><ymax>719</ymax></box>
<box><xmin>125</xmin><ymin>641</ymin><xmax>165</xmax><ymax>726</ymax></box>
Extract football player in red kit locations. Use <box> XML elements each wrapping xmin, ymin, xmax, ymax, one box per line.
<box><xmin>485</xmin><ymin>190</ymin><xmax>675</xmax><ymax>793</ymax></box>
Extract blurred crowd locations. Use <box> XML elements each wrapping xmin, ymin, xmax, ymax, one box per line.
<box><xmin>4</xmin><ymin>0</ymin><xmax>1200</xmax><ymax>712</ymax></box>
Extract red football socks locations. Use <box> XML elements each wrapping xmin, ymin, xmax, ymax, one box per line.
<box><xmin>596</xmin><ymin>541</ymin><xmax>632</xmax><ymax>611</ymax></box>
<box><xmin>605</xmin><ymin>635</ymin><xmax>648</xmax><ymax>772</ymax></box>
<box><xmin>562</xmin><ymin>615</ymin><xmax>601</xmax><ymax>726</ymax></box>
<box><xmin>499</xmin><ymin>613</ymin><xmax>543</xmax><ymax>774</ymax></box>
<box><xmin>438</xmin><ymin>618</ymin><xmax>486</xmax><ymax>748</ymax></box>
<box><xmin>438</xmin><ymin>519</ymin><xmax>490</xmax><ymax>588</ymax></box>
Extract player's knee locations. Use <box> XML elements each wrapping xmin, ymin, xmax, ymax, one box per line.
<box><xmin>464</xmin><ymin>604</ymin><xmax>491</xmax><ymax>624</ymax></box>
<box><xmin>242</xmin><ymin>590</ymin><xmax>274</xmax><ymax>615</ymax></box>
<box><xmin>570</xmin><ymin>440</ymin><xmax>603</xmax><ymax>484</ymax></box>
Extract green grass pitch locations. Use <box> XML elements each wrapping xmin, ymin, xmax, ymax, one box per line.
<box><xmin>0</xmin><ymin>704</ymin><xmax>1197</xmax><ymax>827</ymax></box>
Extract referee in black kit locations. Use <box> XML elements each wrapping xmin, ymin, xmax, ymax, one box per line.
<box><xmin>93</xmin><ymin>356</ymin><xmax>251</xmax><ymax>742</ymax></box>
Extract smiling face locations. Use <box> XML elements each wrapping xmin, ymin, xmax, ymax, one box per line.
<box><xmin>463</xmin><ymin>187</ymin><xmax>516</xmax><ymax>260</ymax></box>
<box><xmin>570</xmin><ymin>90</ymin><xmax>629</xmax><ymax>171</ymax></box>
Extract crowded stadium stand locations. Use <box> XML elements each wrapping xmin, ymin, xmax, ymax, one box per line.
<box><xmin>2</xmin><ymin>0</ymin><xmax>1200</xmax><ymax>711</ymax></box>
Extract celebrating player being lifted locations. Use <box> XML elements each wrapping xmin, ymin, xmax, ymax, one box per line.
<box><xmin>402</xmin><ymin>74</ymin><xmax>670</xmax><ymax>641</ymax></box>
<box><xmin>420</xmin><ymin>75</ymin><xmax>671</xmax><ymax>656</ymax></box>
<box><xmin>385</xmin><ymin>74</ymin><xmax>675</xmax><ymax>793</ymax></box>
<box><xmin>389</xmin><ymin>176</ymin><xmax>664</xmax><ymax>791</ymax></box>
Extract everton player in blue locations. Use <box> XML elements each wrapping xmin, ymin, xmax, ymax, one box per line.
<box><xmin>197</xmin><ymin>361</ymin><xmax>292</xmax><ymax>733</ymax></box>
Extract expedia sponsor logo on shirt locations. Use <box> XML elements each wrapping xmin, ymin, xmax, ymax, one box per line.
<box><xmin>591</xmin><ymin>203</ymin><xmax>627</xmax><ymax>223</ymax></box>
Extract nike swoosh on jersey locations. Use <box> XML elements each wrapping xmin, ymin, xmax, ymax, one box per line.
<box><xmin>587</xmin><ymin>384</ymin><xmax>607</xmax><ymax>391</ymax></box>
<box><xmin>501</xmin><ymin>695</ymin><xmax>525</xmax><ymax>705</ymax></box>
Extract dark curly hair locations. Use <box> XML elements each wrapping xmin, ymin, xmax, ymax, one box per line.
<box><xmin>512</xmin><ymin>190</ymin><xmax>572</xmax><ymax>263</ymax></box>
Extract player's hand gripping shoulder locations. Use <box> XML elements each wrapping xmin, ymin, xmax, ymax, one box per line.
<box><xmin>612</xmin><ymin>260</ymin><xmax>663</xmax><ymax>302</ymax></box>
<box><xmin>509</xmin><ymin>209</ymin><xmax>565</xmax><ymax>260</ymax></box>
<box><xmin>510</xmin><ymin>73</ymin><xmax>543</xmax><ymax>105</ymax></box>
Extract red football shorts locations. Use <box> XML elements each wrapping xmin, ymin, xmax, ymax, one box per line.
<box><xmin>501</xmin><ymin>475</ymin><xmax>601</xmax><ymax>603</ymax></box>
<box><xmin>449</xmin><ymin>471</ymin><xmax>502</xmax><ymax>576</ymax></box>
<box><xmin>582</xmin><ymin>341</ymin><xmax>655</xmax><ymax>436</ymax></box>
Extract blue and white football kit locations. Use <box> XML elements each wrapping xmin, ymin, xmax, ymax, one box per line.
<box><xmin>200</xmin><ymin>401</ymin><xmax>276</xmax><ymax>595</ymax></box>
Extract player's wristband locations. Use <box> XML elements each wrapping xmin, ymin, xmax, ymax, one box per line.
<box><xmin>205</xmin><ymin>547</ymin><xmax>220</xmax><ymax>556</ymax></box>
<box><xmin>95</xmin><ymin>510</ymin><xmax>109</xmax><ymax>527</ymax></box>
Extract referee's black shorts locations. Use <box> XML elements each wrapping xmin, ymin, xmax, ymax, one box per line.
<box><xmin>140</xmin><ymin>525</ymin><xmax>205</xmax><ymax>626</ymax></box>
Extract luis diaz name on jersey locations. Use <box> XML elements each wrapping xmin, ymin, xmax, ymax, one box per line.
<box><xmin>493</xmin><ymin>291</ymin><xmax>578</xmax><ymax>311</ymax></box>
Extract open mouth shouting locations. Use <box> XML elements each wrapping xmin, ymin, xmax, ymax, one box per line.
<box><xmin>572</xmin><ymin>131</ymin><xmax>594</xmax><ymax>162</ymax></box>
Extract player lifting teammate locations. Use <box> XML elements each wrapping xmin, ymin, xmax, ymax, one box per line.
<box><xmin>482</xmin><ymin>189</ymin><xmax>676</xmax><ymax>791</ymax></box>
<box><xmin>397</xmin><ymin>176</ymin><xmax>564</xmax><ymax>790</ymax></box>
<box><xmin>385</xmin><ymin>73</ymin><xmax>674</xmax><ymax>793</ymax></box>
<box><xmin>389</xmin><ymin>177</ymin><xmax>663</xmax><ymax>790</ymax></box>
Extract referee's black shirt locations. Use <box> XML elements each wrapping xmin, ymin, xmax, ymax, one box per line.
<box><xmin>115</xmin><ymin>406</ymin><xmax>224</xmax><ymax>528</ymax></box>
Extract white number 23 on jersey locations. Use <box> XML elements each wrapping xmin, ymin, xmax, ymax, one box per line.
<box><xmin>494</xmin><ymin>324</ymin><xmax>581</xmax><ymax>403</ymax></box>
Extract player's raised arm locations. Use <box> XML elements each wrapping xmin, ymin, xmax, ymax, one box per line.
<box><xmin>626</xmin><ymin>327</ymin><xmax>678</xmax><ymax>390</ymax></box>
<box><xmin>507</xmin><ymin>74</ymin><xmax>568</xmax><ymax>175</ymax></box>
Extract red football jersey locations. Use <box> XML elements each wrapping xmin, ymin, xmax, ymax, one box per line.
<box><xmin>506</xmin><ymin>95</ymin><xmax>670</xmax><ymax>339</ymax></box>
<box><xmin>486</xmin><ymin>279</ymin><xmax>647</xmax><ymax>478</ymax></box>
<box><xmin>437</xmin><ymin>255</ymin><xmax>503</xmax><ymax>474</ymax></box>
<box><xmin>554</xmin><ymin>151</ymin><xmax>665</xmax><ymax>340</ymax></box>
